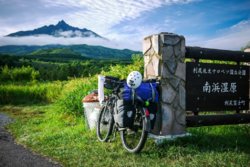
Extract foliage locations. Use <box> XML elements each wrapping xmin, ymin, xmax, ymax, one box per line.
<box><xmin>30</xmin><ymin>48</ymin><xmax>78</xmax><ymax>55</ymax></box>
<box><xmin>56</xmin><ymin>77</ymin><xmax>97</xmax><ymax>115</ymax></box>
<box><xmin>101</xmin><ymin>54</ymin><xmax>144</xmax><ymax>79</ymax></box>
<box><xmin>54</xmin><ymin>54</ymin><xmax>143</xmax><ymax>115</ymax></box>
<box><xmin>0</xmin><ymin>44</ymin><xmax>141</xmax><ymax>60</ymax></box>
<box><xmin>0</xmin><ymin>45</ymin><xmax>48</xmax><ymax>55</ymax></box>
<box><xmin>26</xmin><ymin>48</ymin><xmax>88</xmax><ymax>62</ymax></box>
<box><xmin>0</xmin><ymin>54</ymin><xmax>143</xmax><ymax>112</ymax></box>
<box><xmin>0</xmin><ymin>54</ymin><xmax>21</xmax><ymax>67</ymax></box>
<box><xmin>53</xmin><ymin>54</ymin><xmax>143</xmax><ymax>115</ymax></box>
<box><xmin>0</xmin><ymin>65</ymin><xmax>39</xmax><ymax>82</ymax></box>
<box><xmin>0</xmin><ymin>55</ymin><xmax>132</xmax><ymax>81</ymax></box>
<box><xmin>0</xmin><ymin>82</ymin><xmax>63</xmax><ymax>104</ymax></box>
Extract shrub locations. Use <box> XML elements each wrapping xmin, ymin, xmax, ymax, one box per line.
<box><xmin>0</xmin><ymin>65</ymin><xmax>40</xmax><ymax>82</ymax></box>
<box><xmin>0</xmin><ymin>65</ymin><xmax>12</xmax><ymax>81</ymax></box>
<box><xmin>101</xmin><ymin>54</ymin><xmax>144</xmax><ymax>79</ymax></box>
<box><xmin>56</xmin><ymin>77</ymin><xmax>97</xmax><ymax>115</ymax></box>
<box><xmin>56</xmin><ymin>54</ymin><xmax>143</xmax><ymax>115</ymax></box>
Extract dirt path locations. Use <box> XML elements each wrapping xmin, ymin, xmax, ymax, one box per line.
<box><xmin>0</xmin><ymin>113</ymin><xmax>61</xmax><ymax>167</ymax></box>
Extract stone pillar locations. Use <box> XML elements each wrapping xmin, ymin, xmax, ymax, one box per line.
<box><xmin>143</xmin><ymin>32</ymin><xmax>186</xmax><ymax>136</ymax></box>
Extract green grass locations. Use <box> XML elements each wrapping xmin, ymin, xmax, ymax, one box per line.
<box><xmin>56</xmin><ymin>77</ymin><xmax>97</xmax><ymax>115</ymax></box>
<box><xmin>1</xmin><ymin>105</ymin><xmax>249</xmax><ymax>167</ymax></box>
<box><xmin>0</xmin><ymin>58</ymin><xmax>249</xmax><ymax>166</ymax></box>
<box><xmin>0</xmin><ymin>81</ymin><xmax>64</xmax><ymax>104</ymax></box>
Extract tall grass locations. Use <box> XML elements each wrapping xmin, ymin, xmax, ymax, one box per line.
<box><xmin>56</xmin><ymin>55</ymin><xmax>143</xmax><ymax>115</ymax></box>
<box><xmin>0</xmin><ymin>81</ymin><xmax>63</xmax><ymax>104</ymax></box>
<box><xmin>56</xmin><ymin>77</ymin><xmax>97</xmax><ymax>115</ymax></box>
<box><xmin>0</xmin><ymin>55</ymin><xmax>143</xmax><ymax>113</ymax></box>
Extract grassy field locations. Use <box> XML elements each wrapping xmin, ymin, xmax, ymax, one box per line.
<box><xmin>1</xmin><ymin>105</ymin><xmax>249</xmax><ymax>167</ymax></box>
<box><xmin>0</xmin><ymin>81</ymin><xmax>64</xmax><ymax>104</ymax></box>
<box><xmin>0</xmin><ymin>57</ymin><xmax>249</xmax><ymax>166</ymax></box>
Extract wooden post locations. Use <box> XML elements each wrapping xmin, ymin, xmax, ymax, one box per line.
<box><xmin>244</xmin><ymin>48</ymin><xmax>250</xmax><ymax>113</ymax></box>
<box><xmin>143</xmin><ymin>32</ymin><xmax>186</xmax><ymax>135</ymax></box>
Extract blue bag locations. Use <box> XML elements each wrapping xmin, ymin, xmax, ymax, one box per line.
<box><xmin>122</xmin><ymin>82</ymin><xmax>159</xmax><ymax>102</ymax></box>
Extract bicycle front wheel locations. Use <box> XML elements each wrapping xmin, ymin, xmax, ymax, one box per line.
<box><xmin>96</xmin><ymin>104</ymin><xmax>114</xmax><ymax>142</ymax></box>
<box><xmin>120</xmin><ymin>106</ymin><xmax>148</xmax><ymax>153</ymax></box>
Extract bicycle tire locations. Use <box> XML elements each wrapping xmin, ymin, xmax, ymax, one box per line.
<box><xmin>96</xmin><ymin>104</ymin><xmax>114</xmax><ymax>142</ymax></box>
<box><xmin>120</xmin><ymin>106</ymin><xmax>148</xmax><ymax>153</ymax></box>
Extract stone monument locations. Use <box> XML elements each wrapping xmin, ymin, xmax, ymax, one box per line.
<box><xmin>143</xmin><ymin>32</ymin><xmax>186</xmax><ymax>137</ymax></box>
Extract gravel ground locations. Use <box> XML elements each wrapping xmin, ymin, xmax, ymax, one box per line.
<box><xmin>0</xmin><ymin>113</ymin><xmax>61</xmax><ymax>167</ymax></box>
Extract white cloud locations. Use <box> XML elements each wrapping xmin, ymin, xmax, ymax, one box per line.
<box><xmin>0</xmin><ymin>0</ymin><xmax>197</xmax><ymax>50</ymax></box>
<box><xmin>230</xmin><ymin>20</ymin><xmax>250</xmax><ymax>31</ymax></box>
<box><xmin>188</xmin><ymin>19</ymin><xmax>250</xmax><ymax>50</ymax></box>
<box><xmin>54</xmin><ymin>30</ymin><xmax>97</xmax><ymax>38</ymax></box>
<box><xmin>42</xmin><ymin>0</ymin><xmax>197</xmax><ymax>35</ymax></box>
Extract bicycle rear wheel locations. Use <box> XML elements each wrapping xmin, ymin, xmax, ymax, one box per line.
<box><xmin>96</xmin><ymin>104</ymin><xmax>114</xmax><ymax>142</ymax></box>
<box><xmin>120</xmin><ymin>106</ymin><xmax>148</xmax><ymax>153</ymax></box>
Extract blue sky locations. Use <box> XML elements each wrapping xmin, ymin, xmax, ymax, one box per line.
<box><xmin>0</xmin><ymin>0</ymin><xmax>249</xmax><ymax>50</ymax></box>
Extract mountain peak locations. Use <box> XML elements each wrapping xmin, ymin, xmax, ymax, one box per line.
<box><xmin>57</xmin><ymin>20</ymin><xmax>68</xmax><ymax>26</ymax></box>
<box><xmin>6</xmin><ymin>20</ymin><xmax>105</xmax><ymax>39</ymax></box>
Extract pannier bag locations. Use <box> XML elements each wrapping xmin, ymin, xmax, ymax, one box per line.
<box><xmin>114</xmin><ymin>99</ymin><xmax>135</xmax><ymax>128</ymax></box>
<box><xmin>122</xmin><ymin>82</ymin><xmax>159</xmax><ymax>102</ymax></box>
<box><xmin>120</xmin><ymin>81</ymin><xmax>159</xmax><ymax>130</ymax></box>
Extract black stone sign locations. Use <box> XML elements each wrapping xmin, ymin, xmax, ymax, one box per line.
<box><xmin>186</xmin><ymin>62</ymin><xmax>249</xmax><ymax>111</ymax></box>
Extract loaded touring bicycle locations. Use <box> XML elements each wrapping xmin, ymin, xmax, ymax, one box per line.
<box><xmin>96</xmin><ymin>71</ymin><xmax>159</xmax><ymax>153</ymax></box>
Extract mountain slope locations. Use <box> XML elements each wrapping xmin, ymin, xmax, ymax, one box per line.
<box><xmin>30</xmin><ymin>48</ymin><xmax>78</xmax><ymax>56</ymax></box>
<box><xmin>6</xmin><ymin>20</ymin><xmax>104</xmax><ymax>38</ymax></box>
<box><xmin>0</xmin><ymin>44</ymin><xmax>141</xmax><ymax>60</ymax></box>
<box><xmin>68</xmin><ymin>44</ymin><xmax>141</xmax><ymax>59</ymax></box>
<box><xmin>27</xmin><ymin>48</ymin><xmax>87</xmax><ymax>61</ymax></box>
<box><xmin>0</xmin><ymin>45</ymin><xmax>60</xmax><ymax>55</ymax></box>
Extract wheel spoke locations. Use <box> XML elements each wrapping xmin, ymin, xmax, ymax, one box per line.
<box><xmin>96</xmin><ymin>104</ymin><xmax>114</xmax><ymax>142</ymax></box>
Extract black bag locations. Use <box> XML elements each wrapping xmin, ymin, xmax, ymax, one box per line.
<box><xmin>114</xmin><ymin>99</ymin><xmax>135</xmax><ymax>128</ymax></box>
<box><xmin>147</xmin><ymin>102</ymin><xmax>158</xmax><ymax>130</ymax></box>
<box><xmin>104</xmin><ymin>76</ymin><xmax>119</xmax><ymax>89</ymax></box>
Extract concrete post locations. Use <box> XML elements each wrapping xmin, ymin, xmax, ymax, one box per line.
<box><xmin>143</xmin><ymin>32</ymin><xmax>186</xmax><ymax>136</ymax></box>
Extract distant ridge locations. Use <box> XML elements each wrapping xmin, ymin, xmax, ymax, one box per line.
<box><xmin>6</xmin><ymin>20</ymin><xmax>105</xmax><ymax>39</ymax></box>
<box><xmin>0</xmin><ymin>44</ymin><xmax>141</xmax><ymax>60</ymax></box>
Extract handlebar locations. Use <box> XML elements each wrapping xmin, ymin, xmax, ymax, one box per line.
<box><xmin>105</xmin><ymin>76</ymin><xmax>120</xmax><ymax>81</ymax></box>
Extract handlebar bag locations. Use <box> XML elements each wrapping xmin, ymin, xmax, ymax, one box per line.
<box><xmin>104</xmin><ymin>76</ymin><xmax>119</xmax><ymax>89</ymax></box>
